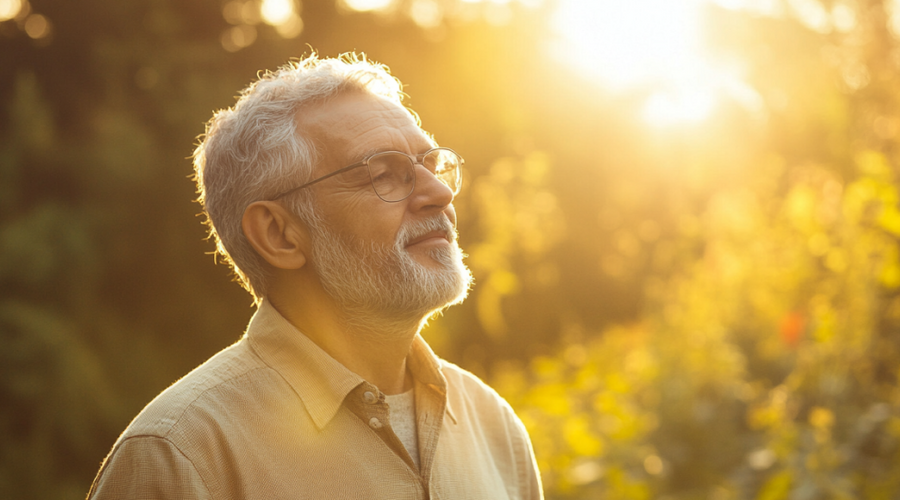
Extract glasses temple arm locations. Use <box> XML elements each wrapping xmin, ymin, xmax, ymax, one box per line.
<box><xmin>271</xmin><ymin>161</ymin><xmax>368</xmax><ymax>200</ymax></box>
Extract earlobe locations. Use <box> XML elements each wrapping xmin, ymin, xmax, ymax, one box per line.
<box><xmin>242</xmin><ymin>201</ymin><xmax>309</xmax><ymax>270</ymax></box>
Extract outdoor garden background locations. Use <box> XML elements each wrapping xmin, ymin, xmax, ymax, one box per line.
<box><xmin>4</xmin><ymin>0</ymin><xmax>900</xmax><ymax>498</ymax></box>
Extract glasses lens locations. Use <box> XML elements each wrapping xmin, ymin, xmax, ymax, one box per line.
<box><xmin>367</xmin><ymin>153</ymin><xmax>415</xmax><ymax>202</ymax></box>
<box><xmin>424</xmin><ymin>149</ymin><xmax>461</xmax><ymax>194</ymax></box>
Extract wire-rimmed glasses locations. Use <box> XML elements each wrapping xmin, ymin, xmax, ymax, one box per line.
<box><xmin>270</xmin><ymin>147</ymin><xmax>464</xmax><ymax>203</ymax></box>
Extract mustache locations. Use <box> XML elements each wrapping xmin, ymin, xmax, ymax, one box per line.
<box><xmin>396</xmin><ymin>215</ymin><xmax>456</xmax><ymax>247</ymax></box>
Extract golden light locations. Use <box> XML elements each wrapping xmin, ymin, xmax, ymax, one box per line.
<box><xmin>24</xmin><ymin>13</ymin><xmax>49</xmax><ymax>39</ymax></box>
<box><xmin>708</xmin><ymin>0</ymin><xmax>783</xmax><ymax>16</ymax></box>
<box><xmin>484</xmin><ymin>1</ymin><xmax>513</xmax><ymax>26</ymax></box>
<box><xmin>551</xmin><ymin>0</ymin><xmax>705</xmax><ymax>88</ymax></box>
<box><xmin>261</xmin><ymin>0</ymin><xmax>294</xmax><ymax>26</ymax></box>
<box><xmin>410</xmin><ymin>0</ymin><xmax>442</xmax><ymax>28</ymax></box>
<box><xmin>0</xmin><ymin>0</ymin><xmax>22</xmax><ymax>21</ymax></box>
<box><xmin>831</xmin><ymin>2</ymin><xmax>856</xmax><ymax>32</ymax></box>
<box><xmin>643</xmin><ymin>454</ymin><xmax>664</xmax><ymax>476</ymax></box>
<box><xmin>222</xmin><ymin>1</ymin><xmax>244</xmax><ymax>24</ymax></box>
<box><xmin>241</xmin><ymin>1</ymin><xmax>262</xmax><ymax>24</ymax></box>
<box><xmin>887</xmin><ymin>0</ymin><xmax>900</xmax><ymax>38</ymax></box>
<box><xmin>221</xmin><ymin>24</ymin><xmax>257</xmax><ymax>52</ymax></box>
<box><xmin>547</xmin><ymin>0</ymin><xmax>766</xmax><ymax>125</ymax></box>
<box><xmin>643</xmin><ymin>86</ymin><xmax>715</xmax><ymax>126</ymax></box>
<box><xmin>274</xmin><ymin>13</ymin><xmax>304</xmax><ymax>38</ymax></box>
<box><xmin>222</xmin><ymin>0</ymin><xmax>302</xmax><ymax>40</ymax></box>
<box><xmin>344</xmin><ymin>0</ymin><xmax>394</xmax><ymax>12</ymax></box>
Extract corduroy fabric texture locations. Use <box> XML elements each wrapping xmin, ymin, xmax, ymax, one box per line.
<box><xmin>88</xmin><ymin>300</ymin><xmax>543</xmax><ymax>499</ymax></box>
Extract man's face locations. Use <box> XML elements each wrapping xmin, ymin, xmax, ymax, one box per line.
<box><xmin>296</xmin><ymin>92</ymin><xmax>472</xmax><ymax>319</ymax></box>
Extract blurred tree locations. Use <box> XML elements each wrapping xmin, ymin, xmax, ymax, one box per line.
<box><xmin>490</xmin><ymin>2</ymin><xmax>900</xmax><ymax>498</ymax></box>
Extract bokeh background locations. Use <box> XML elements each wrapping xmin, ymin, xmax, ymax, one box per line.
<box><xmin>4</xmin><ymin>0</ymin><xmax>900</xmax><ymax>498</ymax></box>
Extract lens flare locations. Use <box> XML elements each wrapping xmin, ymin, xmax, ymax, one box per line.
<box><xmin>221</xmin><ymin>25</ymin><xmax>257</xmax><ymax>52</ymax></box>
<box><xmin>222</xmin><ymin>1</ymin><xmax>244</xmax><ymax>24</ymax></box>
<box><xmin>261</xmin><ymin>0</ymin><xmax>294</xmax><ymax>25</ymax></box>
<box><xmin>0</xmin><ymin>0</ymin><xmax>22</xmax><ymax>21</ymax></box>
<box><xmin>547</xmin><ymin>0</ymin><xmax>768</xmax><ymax>125</ymax></box>
<box><xmin>24</xmin><ymin>13</ymin><xmax>50</xmax><ymax>39</ymax></box>
<box><xmin>551</xmin><ymin>0</ymin><xmax>706</xmax><ymax>87</ymax></box>
<box><xmin>275</xmin><ymin>13</ymin><xmax>303</xmax><ymax>38</ymax></box>
<box><xmin>410</xmin><ymin>0</ymin><xmax>442</xmax><ymax>28</ymax></box>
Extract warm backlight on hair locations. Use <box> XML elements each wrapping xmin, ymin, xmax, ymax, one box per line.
<box><xmin>550</xmin><ymin>0</ymin><xmax>727</xmax><ymax>125</ymax></box>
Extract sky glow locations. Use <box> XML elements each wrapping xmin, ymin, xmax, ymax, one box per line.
<box><xmin>550</xmin><ymin>0</ymin><xmax>725</xmax><ymax>125</ymax></box>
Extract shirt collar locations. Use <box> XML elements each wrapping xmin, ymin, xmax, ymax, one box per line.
<box><xmin>408</xmin><ymin>332</ymin><xmax>457</xmax><ymax>424</ymax></box>
<box><xmin>246</xmin><ymin>300</ymin><xmax>455</xmax><ymax>428</ymax></box>
<box><xmin>246</xmin><ymin>300</ymin><xmax>365</xmax><ymax>430</ymax></box>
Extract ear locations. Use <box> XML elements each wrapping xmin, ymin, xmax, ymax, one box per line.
<box><xmin>242</xmin><ymin>201</ymin><xmax>309</xmax><ymax>270</ymax></box>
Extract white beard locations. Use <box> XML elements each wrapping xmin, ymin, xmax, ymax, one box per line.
<box><xmin>308</xmin><ymin>214</ymin><xmax>473</xmax><ymax>330</ymax></box>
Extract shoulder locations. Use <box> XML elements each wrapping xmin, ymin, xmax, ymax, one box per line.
<box><xmin>90</xmin><ymin>339</ymin><xmax>281</xmax><ymax>499</ymax></box>
<box><xmin>439</xmin><ymin>359</ymin><xmax>502</xmax><ymax>399</ymax></box>
<box><xmin>119</xmin><ymin>338</ymin><xmax>277</xmax><ymax>440</ymax></box>
<box><xmin>438</xmin><ymin>359</ymin><xmax>544</xmax><ymax>499</ymax></box>
<box><xmin>439</xmin><ymin>359</ymin><xmax>521</xmax><ymax>428</ymax></box>
<box><xmin>89</xmin><ymin>434</ymin><xmax>213</xmax><ymax>499</ymax></box>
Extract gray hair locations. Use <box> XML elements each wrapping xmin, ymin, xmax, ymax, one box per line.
<box><xmin>192</xmin><ymin>53</ymin><xmax>407</xmax><ymax>302</ymax></box>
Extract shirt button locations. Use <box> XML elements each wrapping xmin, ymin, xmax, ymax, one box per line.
<box><xmin>363</xmin><ymin>391</ymin><xmax>377</xmax><ymax>404</ymax></box>
<box><xmin>369</xmin><ymin>417</ymin><xmax>383</xmax><ymax>430</ymax></box>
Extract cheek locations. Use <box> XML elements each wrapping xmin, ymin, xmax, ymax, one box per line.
<box><xmin>337</xmin><ymin>198</ymin><xmax>406</xmax><ymax>246</ymax></box>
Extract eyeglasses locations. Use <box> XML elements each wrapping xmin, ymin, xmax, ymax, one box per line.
<box><xmin>270</xmin><ymin>147</ymin><xmax>464</xmax><ymax>203</ymax></box>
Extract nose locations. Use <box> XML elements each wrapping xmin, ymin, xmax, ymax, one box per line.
<box><xmin>407</xmin><ymin>163</ymin><xmax>454</xmax><ymax>213</ymax></box>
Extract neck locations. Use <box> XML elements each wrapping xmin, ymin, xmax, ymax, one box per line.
<box><xmin>267</xmin><ymin>281</ymin><xmax>424</xmax><ymax>395</ymax></box>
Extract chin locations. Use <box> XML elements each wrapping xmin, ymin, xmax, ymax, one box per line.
<box><xmin>423</xmin><ymin>256</ymin><xmax>473</xmax><ymax>311</ymax></box>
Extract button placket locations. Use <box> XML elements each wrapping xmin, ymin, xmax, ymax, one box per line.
<box><xmin>357</xmin><ymin>386</ymin><xmax>388</xmax><ymax>431</ymax></box>
<box><xmin>347</xmin><ymin>384</ymin><xmax>421</xmax><ymax>471</ymax></box>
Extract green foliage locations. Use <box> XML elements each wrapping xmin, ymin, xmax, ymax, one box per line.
<box><xmin>494</xmin><ymin>155</ymin><xmax>900</xmax><ymax>497</ymax></box>
<box><xmin>468</xmin><ymin>151</ymin><xmax>565</xmax><ymax>338</ymax></box>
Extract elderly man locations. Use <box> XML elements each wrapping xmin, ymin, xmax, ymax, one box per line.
<box><xmin>88</xmin><ymin>54</ymin><xmax>542</xmax><ymax>499</ymax></box>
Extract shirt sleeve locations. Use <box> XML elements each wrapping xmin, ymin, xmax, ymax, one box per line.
<box><xmin>504</xmin><ymin>406</ymin><xmax>544</xmax><ymax>500</ymax></box>
<box><xmin>88</xmin><ymin>435</ymin><xmax>213</xmax><ymax>500</ymax></box>
<box><xmin>513</xmin><ymin>414</ymin><xmax>544</xmax><ymax>500</ymax></box>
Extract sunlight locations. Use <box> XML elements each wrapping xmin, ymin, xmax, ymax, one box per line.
<box><xmin>344</xmin><ymin>0</ymin><xmax>394</xmax><ymax>12</ymax></box>
<box><xmin>0</xmin><ymin>0</ymin><xmax>22</xmax><ymax>21</ymax></box>
<box><xmin>551</xmin><ymin>0</ymin><xmax>705</xmax><ymax>87</ymax></box>
<box><xmin>409</xmin><ymin>0</ymin><xmax>442</xmax><ymax>28</ymax></box>
<box><xmin>23</xmin><ymin>12</ymin><xmax>49</xmax><ymax>39</ymax></box>
<box><xmin>549</xmin><ymin>0</ymin><xmax>728</xmax><ymax>125</ymax></box>
<box><xmin>261</xmin><ymin>0</ymin><xmax>294</xmax><ymax>25</ymax></box>
<box><xmin>643</xmin><ymin>86</ymin><xmax>715</xmax><ymax>126</ymax></box>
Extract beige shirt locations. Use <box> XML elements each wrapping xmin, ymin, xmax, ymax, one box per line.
<box><xmin>88</xmin><ymin>301</ymin><xmax>543</xmax><ymax>499</ymax></box>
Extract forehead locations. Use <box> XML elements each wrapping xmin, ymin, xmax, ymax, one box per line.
<box><xmin>296</xmin><ymin>92</ymin><xmax>433</xmax><ymax>167</ymax></box>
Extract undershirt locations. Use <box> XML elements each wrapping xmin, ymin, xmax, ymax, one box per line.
<box><xmin>385</xmin><ymin>389</ymin><xmax>419</xmax><ymax>469</ymax></box>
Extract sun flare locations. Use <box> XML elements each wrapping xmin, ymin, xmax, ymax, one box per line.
<box><xmin>550</xmin><ymin>0</ymin><xmax>734</xmax><ymax>125</ymax></box>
